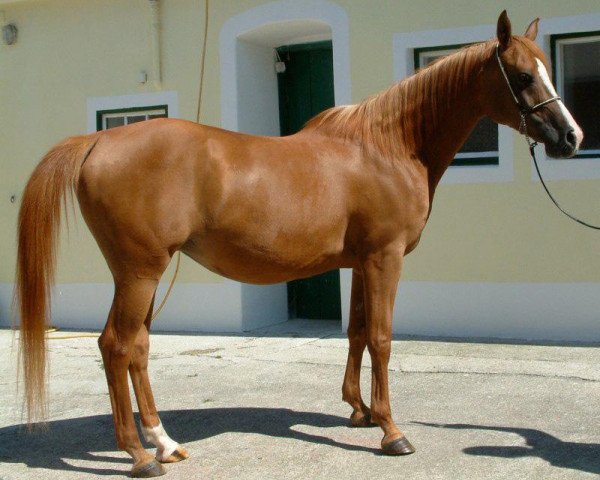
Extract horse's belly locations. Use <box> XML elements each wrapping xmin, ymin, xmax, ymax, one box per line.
<box><xmin>181</xmin><ymin>230</ymin><xmax>350</xmax><ymax>284</ymax></box>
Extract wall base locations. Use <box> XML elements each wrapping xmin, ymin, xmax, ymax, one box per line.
<box><xmin>4</xmin><ymin>276</ymin><xmax>599</xmax><ymax>342</ymax></box>
<box><xmin>1</xmin><ymin>281</ymin><xmax>288</xmax><ymax>333</ymax></box>
<box><xmin>340</xmin><ymin>269</ymin><xmax>600</xmax><ymax>342</ymax></box>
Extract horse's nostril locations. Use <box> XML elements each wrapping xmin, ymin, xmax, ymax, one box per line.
<box><xmin>565</xmin><ymin>129</ymin><xmax>577</xmax><ymax>147</ymax></box>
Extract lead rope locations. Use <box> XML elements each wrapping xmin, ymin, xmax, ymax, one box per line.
<box><xmin>152</xmin><ymin>0</ymin><xmax>210</xmax><ymax>321</ymax></box>
<box><xmin>521</xmin><ymin>113</ymin><xmax>600</xmax><ymax>230</ymax></box>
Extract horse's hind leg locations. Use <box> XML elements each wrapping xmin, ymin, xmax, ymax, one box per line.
<box><xmin>342</xmin><ymin>269</ymin><xmax>373</xmax><ymax>427</ymax></box>
<box><xmin>130</xmin><ymin>299</ymin><xmax>189</xmax><ymax>463</ymax></box>
<box><xmin>99</xmin><ymin>276</ymin><xmax>166</xmax><ymax>478</ymax></box>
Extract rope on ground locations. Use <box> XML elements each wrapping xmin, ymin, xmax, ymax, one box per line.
<box><xmin>47</xmin><ymin>333</ymin><xmax>100</xmax><ymax>340</ymax></box>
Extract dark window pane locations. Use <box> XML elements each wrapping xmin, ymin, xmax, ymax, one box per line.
<box><xmin>460</xmin><ymin>117</ymin><xmax>498</xmax><ymax>152</ymax></box>
<box><xmin>105</xmin><ymin>116</ymin><xmax>125</xmax><ymax>129</ymax></box>
<box><xmin>452</xmin><ymin>156</ymin><xmax>499</xmax><ymax>166</ymax></box>
<box><xmin>561</xmin><ymin>39</ymin><xmax>600</xmax><ymax>151</ymax></box>
<box><xmin>148</xmin><ymin>113</ymin><xmax>167</xmax><ymax>120</ymax></box>
<box><xmin>127</xmin><ymin>115</ymin><xmax>146</xmax><ymax>124</ymax></box>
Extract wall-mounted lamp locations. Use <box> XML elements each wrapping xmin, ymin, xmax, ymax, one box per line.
<box><xmin>2</xmin><ymin>23</ymin><xmax>18</xmax><ymax>45</ymax></box>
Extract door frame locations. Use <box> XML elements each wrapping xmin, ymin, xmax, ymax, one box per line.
<box><xmin>218</xmin><ymin>0</ymin><xmax>352</xmax><ymax>324</ymax></box>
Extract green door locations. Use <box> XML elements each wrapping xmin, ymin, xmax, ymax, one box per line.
<box><xmin>277</xmin><ymin>41</ymin><xmax>341</xmax><ymax>321</ymax></box>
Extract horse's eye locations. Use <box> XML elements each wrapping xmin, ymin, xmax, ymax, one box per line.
<box><xmin>519</xmin><ymin>73</ymin><xmax>533</xmax><ymax>87</ymax></box>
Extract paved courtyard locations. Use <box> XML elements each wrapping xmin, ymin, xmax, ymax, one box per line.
<box><xmin>0</xmin><ymin>320</ymin><xmax>599</xmax><ymax>479</ymax></box>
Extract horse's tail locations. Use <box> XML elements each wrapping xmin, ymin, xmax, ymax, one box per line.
<box><xmin>15</xmin><ymin>133</ymin><xmax>99</xmax><ymax>424</ymax></box>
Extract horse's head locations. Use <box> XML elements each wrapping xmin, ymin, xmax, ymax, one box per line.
<box><xmin>483</xmin><ymin>11</ymin><xmax>583</xmax><ymax>158</ymax></box>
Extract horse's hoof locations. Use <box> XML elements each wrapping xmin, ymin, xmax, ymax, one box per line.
<box><xmin>350</xmin><ymin>411</ymin><xmax>375</xmax><ymax>428</ymax></box>
<box><xmin>131</xmin><ymin>458</ymin><xmax>167</xmax><ymax>478</ymax></box>
<box><xmin>382</xmin><ymin>436</ymin><xmax>416</xmax><ymax>456</ymax></box>
<box><xmin>159</xmin><ymin>445</ymin><xmax>189</xmax><ymax>463</ymax></box>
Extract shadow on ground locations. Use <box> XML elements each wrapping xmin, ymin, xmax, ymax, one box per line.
<box><xmin>415</xmin><ymin>422</ymin><xmax>600</xmax><ymax>475</ymax></box>
<box><xmin>0</xmin><ymin>407</ymin><xmax>379</xmax><ymax>476</ymax></box>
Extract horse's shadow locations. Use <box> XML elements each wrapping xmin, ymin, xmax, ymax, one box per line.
<box><xmin>414</xmin><ymin>421</ymin><xmax>600</xmax><ymax>475</ymax></box>
<box><xmin>0</xmin><ymin>408</ymin><xmax>379</xmax><ymax>476</ymax></box>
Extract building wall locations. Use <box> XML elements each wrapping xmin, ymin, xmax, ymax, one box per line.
<box><xmin>1</xmin><ymin>0</ymin><xmax>598</xmax><ymax>339</ymax></box>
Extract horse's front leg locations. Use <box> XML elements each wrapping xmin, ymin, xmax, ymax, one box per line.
<box><xmin>342</xmin><ymin>269</ymin><xmax>373</xmax><ymax>427</ymax></box>
<box><xmin>362</xmin><ymin>248</ymin><xmax>415</xmax><ymax>455</ymax></box>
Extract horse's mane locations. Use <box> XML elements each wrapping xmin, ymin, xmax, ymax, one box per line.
<box><xmin>304</xmin><ymin>40</ymin><xmax>496</xmax><ymax>157</ymax></box>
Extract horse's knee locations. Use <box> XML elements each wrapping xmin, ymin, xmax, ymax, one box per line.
<box><xmin>347</xmin><ymin>323</ymin><xmax>367</xmax><ymax>348</ymax></box>
<box><xmin>366</xmin><ymin>335</ymin><xmax>391</xmax><ymax>357</ymax></box>
<box><xmin>348</xmin><ymin>323</ymin><xmax>365</xmax><ymax>339</ymax></box>
<box><xmin>98</xmin><ymin>330</ymin><xmax>109</xmax><ymax>351</ymax></box>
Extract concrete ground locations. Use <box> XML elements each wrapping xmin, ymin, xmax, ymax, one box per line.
<box><xmin>0</xmin><ymin>319</ymin><xmax>599</xmax><ymax>480</ymax></box>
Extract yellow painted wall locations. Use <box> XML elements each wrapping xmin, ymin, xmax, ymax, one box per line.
<box><xmin>1</xmin><ymin>0</ymin><xmax>598</xmax><ymax>287</ymax></box>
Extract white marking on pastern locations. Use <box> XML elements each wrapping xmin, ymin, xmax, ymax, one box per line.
<box><xmin>141</xmin><ymin>421</ymin><xmax>179</xmax><ymax>461</ymax></box>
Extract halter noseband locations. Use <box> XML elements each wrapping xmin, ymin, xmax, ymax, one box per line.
<box><xmin>495</xmin><ymin>44</ymin><xmax>561</xmax><ymax>145</ymax></box>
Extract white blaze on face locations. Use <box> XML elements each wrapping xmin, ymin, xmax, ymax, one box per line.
<box><xmin>142</xmin><ymin>421</ymin><xmax>179</xmax><ymax>461</ymax></box>
<box><xmin>535</xmin><ymin>58</ymin><xmax>584</xmax><ymax>148</ymax></box>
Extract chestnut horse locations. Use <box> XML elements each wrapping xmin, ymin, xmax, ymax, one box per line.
<box><xmin>15</xmin><ymin>11</ymin><xmax>582</xmax><ymax>477</ymax></box>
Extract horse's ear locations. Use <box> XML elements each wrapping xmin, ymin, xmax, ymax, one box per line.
<box><xmin>524</xmin><ymin>18</ymin><xmax>539</xmax><ymax>41</ymax></box>
<box><xmin>497</xmin><ymin>10</ymin><xmax>512</xmax><ymax>49</ymax></box>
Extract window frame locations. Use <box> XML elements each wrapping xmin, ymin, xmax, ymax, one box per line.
<box><xmin>87</xmin><ymin>91</ymin><xmax>178</xmax><ymax>134</ymax></box>
<box><xmin>550</xmin><ymin>30</ymin><xmax>600</xmax><ymax>160</ymax></box>
<box><xmin>413</xmin><ymin>43</ymin><xmax>500</xmax><ymax>168</ymax></box>
<box><xmin>96</xmin><ymin>105</ymin><xmax>168</xmax><ymax>131</ymax></box>
<box><xmin>393</xmin><ymin>23</ymin><xmax>514</xmax><ymax>185</ymax></box>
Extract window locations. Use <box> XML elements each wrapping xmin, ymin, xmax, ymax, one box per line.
<box><xmin>96</xmin><ymin>105</ymin><xmax>168</xmax><ymax>131</ymax></box>
<box><xmin>551</xmin><ymin>31</ymin><xmax>600</xmax><ymax>159</ymax></box>
<box><xmin>414</xmin><ymin>44</ymin><xmax>499</xmax><ymax>167</ymax></box>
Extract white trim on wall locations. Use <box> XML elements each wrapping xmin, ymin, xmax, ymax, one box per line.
<box><xmin>5</xmin><ymin>275</ymin><xmax>599</xmax><ymax>341</ymax></box>
<box><xmin>86</xmin><ymin>91</ymin><xmax>179</xmax><ymax>133</ymax></box>
<box><xmin>0</xmin><ymin>282</ymin><xmax>287</xmax><ymax>333</ymax></box>
<box><xmin>393</xmin><ymin>24</ymin><xmax>515</xmax><ymax>184</ymax></box>
<box><xmin>219</xmin><ymin>0</ymin><xmax>351</xmax><ymax>132</ymax></box>
<box><xmin>535</xmin><ymin>12</ymin><xmax>600</xmax><ymax>181</ymax></box>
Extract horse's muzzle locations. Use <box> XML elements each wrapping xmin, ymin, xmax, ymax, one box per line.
<box><xmin>544</xmin><ymin>127</ymin><xmax>581</xmax><ymax>159</ymax></box>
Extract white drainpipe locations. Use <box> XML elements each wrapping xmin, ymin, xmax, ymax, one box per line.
<box><xmin>148</xmin><ymin>0</ymin><xmax>161</xmax><ymax>88</ymax></box>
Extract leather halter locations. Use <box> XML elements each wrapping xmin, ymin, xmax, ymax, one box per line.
<box><xmin>495</xmin><ymin>43</ymin><xmax>562</xmax><ymax>147</ymax></box>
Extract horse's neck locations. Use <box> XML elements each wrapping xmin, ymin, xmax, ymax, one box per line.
<box><xmin>401</xmin><ymin>65</ymin><xmax>485</xmax><ymax>190</ymax></box>
<box><xmin>303</xmin><ymin>46</ymin><xmax>489</xmax><ymax>191</ymax></box>
<box><xmin>419</xmin><ymin>91</ymin><xmax>483</xmax><ymax>189</ymax></box>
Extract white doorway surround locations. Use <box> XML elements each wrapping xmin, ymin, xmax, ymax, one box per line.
<box><xmin>217</xmin><ymin>0</ymin><xmax>352</xmax><ymax>332</ymax></box>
